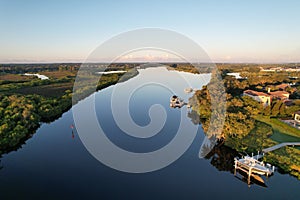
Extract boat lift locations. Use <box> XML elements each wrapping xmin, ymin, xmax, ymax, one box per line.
<box><xmin>234</xmin><ymin>152</ymin><xmax>275</xmax><ymax>186</ymax></box>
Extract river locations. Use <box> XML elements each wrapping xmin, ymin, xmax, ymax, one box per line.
<box><xmin>0</xmin><ymin>67</ymin><xmax>299</xmax><ymax>199</ymax></box>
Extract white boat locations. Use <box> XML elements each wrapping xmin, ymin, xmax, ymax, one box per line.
<box><xmin>170</xmin><ymin>95</ymin><xmax>185</xmax><ymax>108</ymax></box>
<box><xmin>234</xmin><ymin>155</ymin><xmax>274</xmax><ymax>176</ymax></box>
<box><xmin>184</xmin><ymin>88</ymin><xmax>193</xmax><ymax>93</ymax></box>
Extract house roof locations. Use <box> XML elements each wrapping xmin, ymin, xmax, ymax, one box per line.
<box><xmin>269</xmin><ymin>91</ymin><xmax>289</xmax><ymax>95</ymax></box>
<box><xmin>268</xmin><ymin>91</ymin><xmax>289</xmax><ymax>100</ymax></box>
<box><xmin>276</xmin><ymin>83</ymin><xmax>290</xmax><ymax>90</ymax></box>
<box><xmin>294</xmin><ymin>111</ymin><xmax>300</xmax><ymax>115</ymax></box>
<box><xmin>244</xmin><ymin>90</ymin><xmax>270</xmax><ymax>97</ymax></box>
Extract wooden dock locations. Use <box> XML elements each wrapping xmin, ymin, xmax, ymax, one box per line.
<box><xmin>262</xmin><ymin>142</ymin><xmax>300</xmax><ymax>153</ymax></box>
<box><xmin>234</xmin><ymin>156</ymin><xmax>274</xmax><ymax>185</ymax></box>
<box><xmin>234</xmin><ymin>164</ymin><xmax>265</xmax><ymax>185</ymax></box>
<box><xmin>233</xmin><ymin>142</ymin><xmax>300</xmax><ymax>186</ymax></box>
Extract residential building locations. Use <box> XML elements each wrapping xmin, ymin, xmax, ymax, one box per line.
<box><xmin>243</xmin><ymin>90</ymin><xmax>271</xmax><ymax>106</ymax></box>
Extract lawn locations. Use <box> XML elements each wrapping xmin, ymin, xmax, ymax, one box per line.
<box><xmin>255</xmin><ymin>115</ymin><xmax>300</xmax><ymax>138</ymax></box>
<box><xmin>271</xmin><ymin>131</ymin><xmax>300</xmax><ymax>142</ymax></box>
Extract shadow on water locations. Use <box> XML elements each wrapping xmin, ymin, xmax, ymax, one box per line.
<box><xmin>0</xmin><ymin>111</ymin><xmax>69</xmax><ymax>158</ymax></box>
<box><xmin>0</xmin><ymin>132</ymin><xmax>36</xmax><ymax>157</ymax></box>
<box><xmin>234</xmin><ymin>169</ymin><xmax>268</xmax><ymax>188</ymax></box>
<box><xmin>187</xmin><ymin>110</ymin><xmax>201</xmax><ymax>125</ymax></box>
<box><xmin>204</xmin><ymin>143</ymin><xmax>238</xmax><ymax>173</ymax></box>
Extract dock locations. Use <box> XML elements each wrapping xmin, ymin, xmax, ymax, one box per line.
<box><xmin>262</xmin><ymin>142</ymin><xmax>300</xmax><ymax>153</ymax></box>
<box><xmin>234</xmin><ymin>153</ymin><xmax>274</xmax><ymax>186</ymax></box>
<box><xmin>234</xmin><ymin>142</ymin><xmax>300</xmax><ymax>186</ymax></box>
<box><xmin>170</xmin><ymin>95</ymin><xmax>185</xmax><ymax>108</ymax></box>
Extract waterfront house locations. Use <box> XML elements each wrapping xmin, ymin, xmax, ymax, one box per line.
<box><xmin>243</xmin><ymin>90</ymin><xmax>271</xmax><ymax>106</ymax></box>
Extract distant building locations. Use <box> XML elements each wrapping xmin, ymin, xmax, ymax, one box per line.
<box><xmin>243</xmin><ymin>90</ymin><xmax>271</xmax><ymax>106</ymax></box>
<box><xmin>285</xmin><ymin>68</ymin><xmax>300</xmax><ymax>72</ymax></box>
<box><xmin>268</xmin><ymin>91</ymin><xmax>290</xmax><ymax>100</ymax></box>
<box><xmin>227</xmin><ymin>73</ymin><xmax>246</xmax><ymax>79</ymax></box>
<box><xmin>294</xmin><ymin>111</ymin><xmax>300</xmax><ymax>123</ymax></box>
<box><xmin>260</xmin><ymin>67</ymin><xmax>300</xmax><ymax>72</ymax></box>
<box><xmin>260</xmin><ymin>67</ymin><xmax>282</xmax><ymax>72</ymax></box>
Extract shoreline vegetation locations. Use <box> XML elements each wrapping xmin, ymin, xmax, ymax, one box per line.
<box><xmin>1</xmin><ymin>62</ymin><xmax>300</xmax><ymax>180</ymax></box>
<box><xmin>187</xmin><ymin>64</ymin><xmax>300</xmax><ymax>180</ymax></box>
<box><xmin>0</xmin><ymin>63</ymin><xmax>139</xmax><ymax>155</ymax></box>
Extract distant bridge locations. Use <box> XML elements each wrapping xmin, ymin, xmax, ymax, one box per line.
<box><xmin>262</xmin><ymin>142</ymin><xmax>300</xmax><ymax>153</ymax></box>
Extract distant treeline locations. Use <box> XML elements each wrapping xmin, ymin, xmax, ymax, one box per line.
<box><xmin>0</xmin><ymin>63</ymin><xmax>145</xmax><ymax>74</ymax></box>
<box><xmin>217</xmin><ymin>63</ymin><xmax>300</xmax><ymax>73</ymax></box>
<box><xmin>3</xmin><ymin>62</ymin><xmax>299</xmax><ymax>74</ymax></box>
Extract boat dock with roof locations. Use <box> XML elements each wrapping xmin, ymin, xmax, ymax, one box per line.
<box><xmin>234</xmin><ymin>153</ymin><xmax>274</xmax><ymax>185</ymax></box>
<box><xmin>170</xmin><ymin>95</ymin><xmax>185</xmax><ymax>108</ymax></box>
<box><xmin>234</xmin><ymin>142</ymin><xmax>300</xmax><ymax>186</ymax></box>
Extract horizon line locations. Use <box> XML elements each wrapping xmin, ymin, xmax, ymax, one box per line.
<box><xmin>1</xmin><ymin>61</ymin><xmax>300</xmax><ymax>65</ymax></box>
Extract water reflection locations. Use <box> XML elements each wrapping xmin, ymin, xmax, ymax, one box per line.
<box><xmin>187</xmin><ymin>108</ymin><xmax>232</xmax><ymax>163</ymax></box>
<box><xmin>204</xmin><ymin>142</ymin><xmax>270</xmax><ymax>188</ymax></box>
<box><xmin>0</xmin><ymin>135</ymin><xmax>33</xmax><ymax>157</ymax></box>
<box><xmin>205</xmin><ymin>144</ymin><xmax>237</xmax><ymax>173</ymax></box>
<box><xmin>187</xmin><ymin>110</ymin><xmax>201</xmax><ymax>125</ymax></box>
<box><xmin>70</xmin><ymin>124</ymin><xmax>75</xmax><ymax>139</ymax></box>
<box><xmin>234</xmin><ymin>169</ymin><xmax>268</xmax><ymax>188</ymax></box>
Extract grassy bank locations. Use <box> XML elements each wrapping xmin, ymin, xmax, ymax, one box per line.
<box><xmin>254</xmin><ymin>115</ymin><xmax>300</xmax><ymax>138</ymax></box>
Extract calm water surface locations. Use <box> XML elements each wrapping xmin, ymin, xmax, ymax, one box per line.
<box><xmin>0</xmin><ymin>67</ymin><xmax>299</xmax><ymax>199</ymax></box>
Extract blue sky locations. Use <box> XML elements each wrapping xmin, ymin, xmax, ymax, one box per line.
<box><xmin>1</xmin><ymin>0</ymin><xmax>300</xmax><ymax>63</ymax></box>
